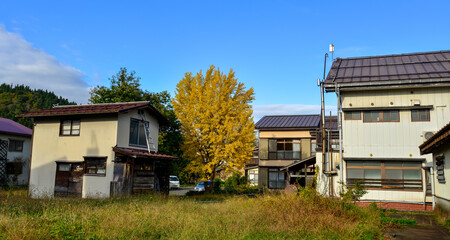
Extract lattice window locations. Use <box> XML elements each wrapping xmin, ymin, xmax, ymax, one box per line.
<box><xmin>0</xmin><ymin>140</ymin><xmax>8</xmax><ymax>185</ymax></box>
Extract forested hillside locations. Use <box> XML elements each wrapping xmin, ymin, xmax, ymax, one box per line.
<box><xmin>0</xmin><ymin>84</ymin><xmax>76</xmax><ymax>128</ymax></box>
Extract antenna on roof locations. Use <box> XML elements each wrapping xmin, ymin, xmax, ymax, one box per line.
<box><xmin>329</xmin><ymin>44</ymin><xmax>335</xmax><ymax>60</ymax></box>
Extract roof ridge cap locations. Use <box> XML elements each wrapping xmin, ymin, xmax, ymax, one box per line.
<box><xmin>338</xmin><ymin>50</ymin><xmax>450</xmax><ymax>60</ymax></box>
<box><xmin>53</xmin><ymin>101</ymin><xmax>149</xmax><ymax>108</ymax></box>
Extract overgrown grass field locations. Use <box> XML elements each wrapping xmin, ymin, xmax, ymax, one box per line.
<box><xmin>0</xmin><ymin>188</ymin><xmax>382</xmax><ymax>239</ymax></box>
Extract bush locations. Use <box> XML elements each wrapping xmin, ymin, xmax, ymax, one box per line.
<box><xmin>340</xmin><ymin>181</ymin><xmax>367</xmax><ymax>203</ymax></box>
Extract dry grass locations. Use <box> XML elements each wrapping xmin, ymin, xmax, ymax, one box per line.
<box><xmin>0</xmin><ymin>187</ymin><xmax>382</xmax><ymax>240</ymax></box>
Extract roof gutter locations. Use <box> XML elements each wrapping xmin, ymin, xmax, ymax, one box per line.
<box><xmin>324</xmin><ymin>78</ymin><xmax>450</xmax><ymax>92</ymax></box>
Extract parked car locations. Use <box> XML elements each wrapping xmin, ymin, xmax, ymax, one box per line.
<box><xmin>169</xmin><ymin>175</ymin><xmax>180</xmax><ymax>189</ymax></box>
<box><xmin>194</xmin><ymin>180</ymin><xmax>211</xmax><ymax>192</ymax></box>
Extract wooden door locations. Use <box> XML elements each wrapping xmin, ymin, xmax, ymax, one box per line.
<box><xmin>55</xmin><ymin>162</ymin><xmax>83</xmax><ymax>197</ymax></box>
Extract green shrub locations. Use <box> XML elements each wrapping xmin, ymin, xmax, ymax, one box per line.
<box><xmin>340</xmin><ymin>181</ymin><xmax>367</xmax><ymax>203</ymax></box>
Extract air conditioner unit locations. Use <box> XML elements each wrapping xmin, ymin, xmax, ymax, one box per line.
<box><xmin>422</xmin><ymin>131</ymin><xmax>435</xmax><ymax>141</ymax></box>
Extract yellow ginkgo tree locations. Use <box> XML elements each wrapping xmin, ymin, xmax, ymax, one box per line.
<box><xmin>173</xmin><ymin>65</ymin><xmax>255</xmax><ymax>192</ymax></box>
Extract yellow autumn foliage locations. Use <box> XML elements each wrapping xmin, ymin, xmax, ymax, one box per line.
<box><xmin>173</xmin><ymin>65</ymin><xmax>255</xmax><ymax>183</ymax></box>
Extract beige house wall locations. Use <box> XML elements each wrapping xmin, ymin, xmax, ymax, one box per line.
<box><xmin>260</xmin><ymin>130</ymin><xmax>311</xmax><ymax>138</ymax></box>
<box><xmin>117</xmin><ymin>109</ymin><xmax>159</xmax><ymax>152</ymax></box>
<box><xmin>29</xmin><ymin>115</ymin><xmax>118</xmax><ymax>198</ymax></box>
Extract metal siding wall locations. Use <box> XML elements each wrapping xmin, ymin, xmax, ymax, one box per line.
<box><xmin>342</xmin><ymin>87</ymin><xmax>450</xmax><ymax>159</ymax></box>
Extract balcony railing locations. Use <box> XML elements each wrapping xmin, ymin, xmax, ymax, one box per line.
<box><xmin>347</xmin><ymin>178</ymin><xmax>422</xmax><ymax>190</ymax></box>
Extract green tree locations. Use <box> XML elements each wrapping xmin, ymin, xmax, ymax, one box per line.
<box><xmin>173</xmin><ymin>65</ymin><xmax>255</xmax><ymax>192</ymax></box>
<box><xmin>89</xmin><ymin>67</ymin><xmax>143</xmax><ymax>103</ymax></box>
<box><xmin>89</xmin><ymin>68</ymin><xmax>188</xmax><ymax>181</ymax></box>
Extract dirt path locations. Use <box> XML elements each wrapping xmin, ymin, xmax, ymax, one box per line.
<box><xmin>384</xmin><ymin>213</ymin><xmax>450</xmax><ymax>240</ymax></box>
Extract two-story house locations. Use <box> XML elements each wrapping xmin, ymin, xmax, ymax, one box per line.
<box><xmin>0</xmin><ymin>117</ymin><xmax>32</xmax><ymax>185</ymax></box>
<box><xmin>20</xmin><ymin>102</ymin><xmax>177</xmax><ymax>198</ymax></box>
<box><xmin>253</xmin><ymin>115</ymin><xmax>320</xmax><ymax>189</ymax></box>
<box><xmin>321</xmin><ymin>50</ymin><xmax>450</xmax><ymax>206</ymax></box>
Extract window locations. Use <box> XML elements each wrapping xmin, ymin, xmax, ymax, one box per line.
<box><xmin>411</xmin><ymin>109</ymin><xmax>430</xmax><ymax>122</ymax></box>
<box><xmin>347</xmin><ymin>161</ymin><xmax>422</xmax><ymax>190</ymax></box>
<box><xmin>268</xmin><ymin>168</ymin><xmax>284</xmax><ymax>188</ymax></box>
<box><xmin>330</xmin><ymin>139</ymin><xmax>340</xmax><ymax>150</ymax></box>
<box><xmin>311</xmin><ymin>139</ymin><xmax>317</xmax><ymax>155</ymax></box>
<box><xmin>248</xmin><ymin>169</ymin><xmax>258</xmax><ymax>186</ymax></box>
<box><xmin>345</xmin><ymin>111</ymin><xmax>361</xmax><ymax>120</ymax></box>
<box><xmin>275</xmin><ymin>139</ymin><xmax>301</xmax><ymax>160</ymax></box>
<box><xmin>60</xmin><ymin>119</ymin><xmax>80</xmax><ymax>136</ymax></box>
<box><xmin>8</xmin><ymin>139</ymin><xmax>23</xmax><ymax>152</ymax></box>
<box><xmin>129</xmin><ymin>119</ymin><xmax>148</xmax><ymax>147</ymax></box>
<box><xmin>363</xmin><ymin>110</ymin><xmax>399</xmax><ymax>122</ymax></box>
<box><xmin>84</xmin><ymin>157</ymin><xmax>106</xmax><ymax>176</ymax></box>
<box><xmin>6</xmin><ymin>162</ymin><xmax>23</xmax><ymax>175</ymax></box>
<box><xmin>252</xmin><ymin>151</ymin><xmax>259</xmax><ymax>158</ymax></box>
<box><xmin>436</xmin><ymin>155</ymin><xmax>445</xmax><ymax>184</ymax></box>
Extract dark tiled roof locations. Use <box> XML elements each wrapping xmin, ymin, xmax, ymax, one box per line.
<box><xmin>0</xmin><ymin>118</ymin><xmax>32</xmax><ymax>136</ymax></box>
<box><xmin>113</xmin><ymin>147</ymin><xmax>178</xmax><ymax>160</ymax></box>
<box><xmin>325</xmin><ymin>50</ymin><xmax>450</xmax><ymax>88</ymax></box>
<box><xmin>19</xmin><ymin>102</ymin><xmax>170</xmax><ymax>125</ymax></box>
<box><xmin>419</xmin><ymin>121</ymin><xmax>450</xmax><ymax>154</ymax></box>
<box><xmin>255</xmin><ymin>115</ymin><xmax>320</xmax><ymax>129</ymax></box>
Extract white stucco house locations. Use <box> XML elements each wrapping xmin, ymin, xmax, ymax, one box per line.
<box><xmin>318</xmin><ymin>50</ymin><xmax>450</xmax><ymax>206</ymax></box>
<box><xmin>20</xmin><ymin>102</ymin><xmax>177</xmax><ymax>198</ymax></box>
<box><xmin>0</xmin><ymin>117</ymin><xmax>32</xmax><ymax>185</ymax></box>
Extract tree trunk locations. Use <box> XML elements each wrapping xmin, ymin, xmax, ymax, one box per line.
<box><xmin>205</xmin><ymin>167</ymin><xmax>216</xmax><ymax>194</ymax></box>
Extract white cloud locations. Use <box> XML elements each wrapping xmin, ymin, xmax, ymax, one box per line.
<box><xmin>0</xmin><ymin>25</ymin><xmax>90</xmax><ymax>103</ymax></box>
<box><xmin>252</xmin><ymin>104</ymin><xmax>337</xmax><ymax>122</ymax></box>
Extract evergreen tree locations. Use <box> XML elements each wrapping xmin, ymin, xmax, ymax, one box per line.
<box><xmin>0</xmin><ymin>84</ymin><xmax>76</xmax><ymax>128</ymax></box>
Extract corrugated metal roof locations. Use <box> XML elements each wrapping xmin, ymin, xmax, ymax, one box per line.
<box><xmin>325</xmin><ymin>50</ymin><xmax>450</xmax><ymax>85</ymax></box>
<box><xmin>255</xmin><ymin>115</ymin><xmax>320</xmax><ymax>129</ymax></box>
<box><xmin>325</xmin><ymin>116</ymin><xmax>338</xmax><ymax>130</ymax></box>
<box><xmin>0</xmin><ymin>117</ymin><xmax>32</xmax><ymax>136</ymax></box>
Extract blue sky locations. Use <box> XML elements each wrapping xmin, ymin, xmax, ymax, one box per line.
<box><xmin>0</xmin><ymin>1</ymin><xmax>449</xmax><ymax>120</ymax></box>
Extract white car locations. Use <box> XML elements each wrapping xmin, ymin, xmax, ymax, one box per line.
<box><xmin>169</xmin><ymin>175</ymin><xmax>180</xmax><ymax>189</ymax></box>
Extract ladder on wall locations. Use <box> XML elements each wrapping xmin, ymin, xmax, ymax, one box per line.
<box><xmin>139</xmin><ymin>111</ymin><xmax>157</xmax><ymax>153</ymax></box>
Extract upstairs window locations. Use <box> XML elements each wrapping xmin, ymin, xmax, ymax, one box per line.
<box><xmin>60</xmin><ymin>120</ymin><xmax>80</xmax><ymax>136</ymax></box>
<box><xmin>411</xmin><ymin>109</ymin><xmax>430</xmax><ymax>122</ymax></box>
<box><xmin>8</xmin><ymin>139</ymin><xmax>23</xmax><ymax>152</ymax></box>
<box><xmin>345</xmin><ymin>111</ymin><xmax>361</xmax><ymax>120</ymax></box>
<box><xmin>363</xmin><ymin>110</ymin><xmax>399</xmax><ymax>122</ymax></box>
<box><xmin>276</xmin><ymin>139</ymin><xmax>300</xmax><ymax>160</ymax></box>
<box><xmin>129</xmin><ymin>119</ymin><xmax>148</xmax><ymax>147</ymax></box>
<box><xmin>311</xmin><ymin>139</ymin><xmax>317</xmax><ymax>155</ymax></box>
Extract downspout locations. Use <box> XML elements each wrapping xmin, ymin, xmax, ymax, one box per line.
<box><xmin>337</xmin><ymin>85</ymin><xmax>344</xmax><ymax>193</ymax></box>
<box><xmin>430</xmin><ymin>166</ymin><xmax>435</xmax><ymax>209</ymax></box>
<box><xmin>321</xmin><ymin>53</ymin><xmax>328</xmax><ymax>175</ymax></box>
